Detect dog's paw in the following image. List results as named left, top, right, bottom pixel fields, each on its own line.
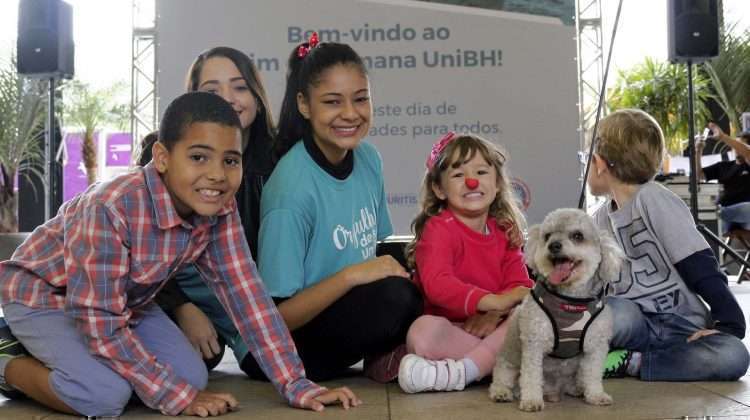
left=489, top=383, right=514, bottom=402
left=519, top=398, right=545, bottom=412
left=584, top=392, right=613, bottom=406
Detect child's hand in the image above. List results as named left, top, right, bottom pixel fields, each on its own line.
left=303, top=387, right=362, bottom=412
left=463, top=311, right=505, bottom=338
left=175, top=303, right=222, bottom=359
left=182, top=390, right=238, bottom=417
left=345, top=256, right=409, bottom=287
left=687, top=328, right=720, bottom=343
left=476, top=287, right=530, bottom=313
left=511, top=286, right=531, bottom=302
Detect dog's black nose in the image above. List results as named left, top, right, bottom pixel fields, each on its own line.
left=548, top=241, right=562, bottom=254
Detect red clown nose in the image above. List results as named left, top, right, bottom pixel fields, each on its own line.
left=465, top=178, right=479, bottom=190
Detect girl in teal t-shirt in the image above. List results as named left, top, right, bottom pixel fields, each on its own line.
left=250, top=36, right=423, bottom=382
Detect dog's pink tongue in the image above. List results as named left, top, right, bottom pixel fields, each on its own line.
left=549, top=261, right=574, bottom=285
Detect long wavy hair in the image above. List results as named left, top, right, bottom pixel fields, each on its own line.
left=405, top=134, right=526, bottom=269
left=185, top=46, right=276, bottom=157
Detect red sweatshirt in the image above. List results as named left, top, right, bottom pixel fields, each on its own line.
left=413, top=209, right=533, bottom=321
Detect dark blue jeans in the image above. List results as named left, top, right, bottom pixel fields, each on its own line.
left=607, top=296, right=749, bottom=381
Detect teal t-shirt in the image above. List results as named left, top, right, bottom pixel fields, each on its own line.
left=258, top=140, right=393, bottom=298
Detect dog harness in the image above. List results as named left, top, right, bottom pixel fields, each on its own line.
left=530, top=281, right=605, bottom=359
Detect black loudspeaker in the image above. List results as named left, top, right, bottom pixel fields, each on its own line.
left=17, top=0, right=74, bottom=78
left=667, top=0, right=720, bottom=63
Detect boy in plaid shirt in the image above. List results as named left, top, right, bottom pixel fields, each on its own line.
left=0, top=92, right=359, bottom=417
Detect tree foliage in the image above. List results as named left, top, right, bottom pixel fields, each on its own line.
left=703, top=25, right=750, bottom=135
left=608, top=57, right=713, bottom=155
left=62, top=80, right=129, bottom=184
left=0, top=56, right=45, bottom=232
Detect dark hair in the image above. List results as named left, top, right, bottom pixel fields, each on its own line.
left=159, top=91, right=241, bottom=149
left=740, top=131, right=750, bottom=144
left=275, top=42, right=368, bottom=161
left=136, top=130, right=159, bottom=166
left=185, top=47, right=276, bottom=155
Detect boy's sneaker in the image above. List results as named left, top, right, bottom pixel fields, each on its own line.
left=0, top=318, right=26, bottom=399
left=603, top=349, right=632, bottom=379
left=398, top=354, right=466, bottom=393
left=363, top=344, right=407, bottom=383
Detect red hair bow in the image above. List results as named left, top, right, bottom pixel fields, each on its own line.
left=297, top=32, right=320, bottom=59
left=426, top=131, right=457, bottom=170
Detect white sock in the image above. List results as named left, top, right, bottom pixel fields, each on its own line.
left=462, top=358, right=480, bottom=384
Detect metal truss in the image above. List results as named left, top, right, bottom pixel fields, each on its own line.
left=575, top=0, right=605, bottom=208
left=130, top=0, right=156, bottom=163
left=575, top=0, right=605, bottom=150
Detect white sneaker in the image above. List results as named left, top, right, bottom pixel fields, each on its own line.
left=398, top=354, right=466, bottom=393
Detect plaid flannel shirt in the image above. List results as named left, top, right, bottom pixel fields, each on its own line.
left=0, top=163, right=324, bottom=415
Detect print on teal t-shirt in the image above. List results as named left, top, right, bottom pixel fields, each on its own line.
left=258, top=140, right=393, bottom=298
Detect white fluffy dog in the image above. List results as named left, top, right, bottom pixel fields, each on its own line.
left=489, top=208, right=623, bottom=411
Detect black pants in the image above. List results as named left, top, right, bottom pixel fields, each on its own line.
left=241, top=276, right=423, bottom=381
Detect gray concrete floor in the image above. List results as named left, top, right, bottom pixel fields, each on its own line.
left=3, top=278, right=750, bottom=419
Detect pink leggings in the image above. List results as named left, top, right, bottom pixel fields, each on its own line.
left=405, top=314, right=510, bottom=381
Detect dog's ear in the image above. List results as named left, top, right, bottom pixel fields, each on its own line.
left=597, top=229, right=624, bottom=282
left=524, top=224, right=542, bottom=273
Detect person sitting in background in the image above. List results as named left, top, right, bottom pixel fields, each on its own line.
left=136, top=131, right=158, bottom=164
left=696, top=123, right=750, bottom=234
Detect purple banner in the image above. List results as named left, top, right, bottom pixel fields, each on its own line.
left=106, top=133, right=133, bottom=166
left=63, top=132, right=96, bottom=202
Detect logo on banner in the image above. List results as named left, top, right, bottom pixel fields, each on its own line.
left=387, top=193, right=418, bottom=207
left=332, top=207, right=378, bottom=259
left=106, top=133, right=133, bottom=166
left=511, top=178, right=531, bottom=210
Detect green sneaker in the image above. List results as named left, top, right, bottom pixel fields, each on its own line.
left=603, top=349, right=631, bottom=379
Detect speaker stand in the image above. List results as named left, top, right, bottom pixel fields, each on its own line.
left=45, top=76, right=56, bottom=220
left=685, top=60, right=750, bottom=276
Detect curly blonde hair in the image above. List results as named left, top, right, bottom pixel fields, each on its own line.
left=405, top=134, right=526, bottom=269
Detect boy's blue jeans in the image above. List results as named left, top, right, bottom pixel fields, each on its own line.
left=607, top=296, right=749, bottom=381
left=2, top=302, right=207, bottom=416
